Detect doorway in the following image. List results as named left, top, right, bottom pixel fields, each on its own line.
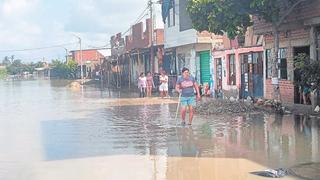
left=293, top=46, right=310, bottom=104
left=240, top=52, right=264, bottom=99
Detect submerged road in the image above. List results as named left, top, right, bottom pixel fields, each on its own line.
left=0, top=80, right=319, bottom=180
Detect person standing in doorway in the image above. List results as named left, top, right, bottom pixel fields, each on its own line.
left=304, top=85, right=312, bottom=105
left=159, top=70, right=169, bottom=98
left=138, top=72, right=147, bottom=98
left=175, top=67, right=200, bottom=126
left=146, top=71, right=155, bottom=97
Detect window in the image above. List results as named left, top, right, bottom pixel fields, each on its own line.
left=179, top=0, right=193, bottom=31
left=265, top=48, right=287, bottom=79
left=229, top=54, right=236, bottom=85
left=278, top=48, right=287, bottom=80
left=252, top=52, right=263, bottom=75
left=168, top=0, right=175, bottom=27
left=266, top=49, right=272, bottom=78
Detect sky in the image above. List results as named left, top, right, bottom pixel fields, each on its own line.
left=0, top=0, right=163, bottom=63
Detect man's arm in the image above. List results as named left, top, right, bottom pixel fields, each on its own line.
left=194, top=82, right=200, bottom=98
left=175, top=84, right=181, bottom=93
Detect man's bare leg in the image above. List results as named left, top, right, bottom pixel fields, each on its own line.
left=181, top=106, right=187, bottom=124
left=188, top=106, right=193, bottom=125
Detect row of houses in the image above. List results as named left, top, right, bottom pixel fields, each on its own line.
left=71, top=0, right=320, bottom=106
left=159, top=0, right=320, bottom=106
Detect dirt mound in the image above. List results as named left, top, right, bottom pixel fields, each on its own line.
left=195, top=99, right=259, bottom=115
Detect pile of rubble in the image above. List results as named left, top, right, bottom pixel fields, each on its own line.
left=194, top=99, right=259, bottom=115
left=194, top=97, right=320, bottom=116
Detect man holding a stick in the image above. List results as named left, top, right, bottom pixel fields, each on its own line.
left=175, top=67, right=201, bottom=126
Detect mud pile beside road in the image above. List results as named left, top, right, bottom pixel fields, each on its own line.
left=195, top=99, right=260, bottom=115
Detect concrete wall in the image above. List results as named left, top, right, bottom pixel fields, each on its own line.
left=164, top=0, right=197, bottom=49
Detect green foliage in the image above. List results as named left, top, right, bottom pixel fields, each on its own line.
left=5, top=59, right=38, bottom=75
left=35, top=61, right=44, bottom=68
left=294, top=54, right=320, bottom=92
left=187, top=0, right=306, bottom=39
left=2, top=56, right=11, bottom=66
left=0, top=68, right=7, bottom=79
left=250, top=0, right=280, bottom=23
left=66, top=59, right=77, bottom=79
left=6, top=59, right=23, bottom=75
left=187, top=0, right=253, bottom=39
left=1, top=55, right=77, bottom=79
left=50, top=59, right=77, bottom=79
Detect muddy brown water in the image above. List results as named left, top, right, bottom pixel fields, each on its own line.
left=0, top=80, right=319, bottom=180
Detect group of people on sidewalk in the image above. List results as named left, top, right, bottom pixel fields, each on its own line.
left=138, top=67, right=205, bottom=126
left=138, top=70, right=169, bottom=98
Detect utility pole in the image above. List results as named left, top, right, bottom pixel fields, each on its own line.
left=80, top=38, right=83, bottom=81
left=63, top=47, right=68, bottom=63
left=149, top=0, right=154, bottom=73
left=73, top=35, right=83, bottom=80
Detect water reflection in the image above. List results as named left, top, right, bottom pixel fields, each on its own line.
left=0, top=80, right=319, bottom=179
left=40, top=106, right=320, bottom=170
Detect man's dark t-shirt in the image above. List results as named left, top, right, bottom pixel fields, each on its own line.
left=176, top=76, right=196, bottom=97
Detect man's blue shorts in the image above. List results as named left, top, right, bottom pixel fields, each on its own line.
left=180, top=96, right=196, bottom=107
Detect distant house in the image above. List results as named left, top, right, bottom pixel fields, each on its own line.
left=35, top=62, right=50, bottom=79
left=70, top=49, right=110, bottom=79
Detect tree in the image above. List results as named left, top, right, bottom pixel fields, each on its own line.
left=2, top=56, right=11, bottom=66
left=187, top=0, right=252, bottom=39
left=50, top=59, right=77, bottom=79
left=6, top=59, right=23, bottom=75
left=187, top=0, right=309, bottom=101
left=0, top=67, right=7, bottom=79
left=294, top=53, right=320, bottom=105
left=66, top=59, right=78, bottom=79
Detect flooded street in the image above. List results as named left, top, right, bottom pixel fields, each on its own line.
left=0, top=80, right=319, bottom=180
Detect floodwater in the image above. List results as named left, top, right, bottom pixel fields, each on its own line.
left=0, top=80, right=319, bottom=180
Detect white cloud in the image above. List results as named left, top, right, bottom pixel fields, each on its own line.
left=0, top=0, right=163, bottom=62
left=1, top=0, right=39, bottom=17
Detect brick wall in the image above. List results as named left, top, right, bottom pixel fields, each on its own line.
left=72, top=50, right=104, bottom=64
left=265, top=79, right=294, bottom=104
left=154, top=29, right=164, bottom=45
left=264, top=29, right=309, bottom=45
left=125, top=19, right=151, bottom=51
left=125, top=19, right=165, bottom=51
left=253, top=0, right=320, bottom=34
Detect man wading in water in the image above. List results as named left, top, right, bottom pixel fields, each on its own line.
left=175, top=67, right=200, bottom=126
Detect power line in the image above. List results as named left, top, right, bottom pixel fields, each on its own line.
left=121, top=4, right=150, bottom=36
left=134, top=6, right=150, bottom=24
left=0, top=42, right=78, bottom=53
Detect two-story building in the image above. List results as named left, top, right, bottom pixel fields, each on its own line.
left=162, top=0, right=224, bottom=88
left=70, top=49, right=108, bottom=79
